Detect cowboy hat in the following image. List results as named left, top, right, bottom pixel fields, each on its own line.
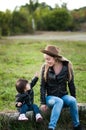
left=41, top=45, right=62, bottom=58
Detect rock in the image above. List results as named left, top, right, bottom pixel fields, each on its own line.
left=0, top=103, right=86, bottom=130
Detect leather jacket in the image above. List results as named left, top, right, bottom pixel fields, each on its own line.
left=40, top=62, right=76, bottom=104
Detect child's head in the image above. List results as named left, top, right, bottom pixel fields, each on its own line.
left=15, top=79, right=29, bottom=93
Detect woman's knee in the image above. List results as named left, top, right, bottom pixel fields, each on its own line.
left=56, top=98, right=64, bottom=107
left=63, top=95, right=77, bottom=106
left=71, top=96, right=77, bottom=103
left=46, top=96, right=63, bottom=107
left=69, top=96, right=77, bottom=107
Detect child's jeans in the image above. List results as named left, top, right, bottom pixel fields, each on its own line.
left=19, top=104, right=40, bottom=116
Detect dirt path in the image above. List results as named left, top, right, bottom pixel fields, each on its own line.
left=7, top=31, right=86, bottom=41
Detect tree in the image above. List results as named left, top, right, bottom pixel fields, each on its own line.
left=10, top=10, right=32, bottom=35
left=0, top=10, right=12, bottom=36
left=36, top=8, right=73, bottom=31
left=28, top=0, right=39, bottom=31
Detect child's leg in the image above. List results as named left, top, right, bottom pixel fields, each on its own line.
left=18, top=104, right=29, bottom=120
left=32, top=104, right=40, bottom=114
left=32, top=104, right=43, bottom=122
left=20, top=104, right=29, bottom=114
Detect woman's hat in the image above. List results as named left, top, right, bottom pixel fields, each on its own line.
left=41, top=45, right=62, bottom=59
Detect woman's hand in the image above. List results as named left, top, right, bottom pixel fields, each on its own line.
left=17, top=102, right=22, bottom=107
left=40, top=104, right=48, bottom=112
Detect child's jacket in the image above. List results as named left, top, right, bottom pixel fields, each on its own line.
left=15, top=77, right=38, bottom=107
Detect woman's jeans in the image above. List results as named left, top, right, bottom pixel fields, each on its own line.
left=18, top=104, right=40, bottom=116
left=46, top=95, right=80, bottom=130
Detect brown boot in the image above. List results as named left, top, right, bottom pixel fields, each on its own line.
left=74, top=124, right=82, bottom=130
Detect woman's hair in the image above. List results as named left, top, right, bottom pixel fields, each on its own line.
left=43, top=57, right=73, bottom=82
left=15, top=79, right=28, bottom=93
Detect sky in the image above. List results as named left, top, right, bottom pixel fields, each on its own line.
left=0, top=0, right=86, bottom=12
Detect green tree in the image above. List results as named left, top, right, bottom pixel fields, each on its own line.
left=0, top=11, right=3, bottom=36
left=36, top=8, right=73, bottom=31
left=71, top=7, right=86, bottom=31
left=0, top=10, right=12, bottom=36
left=10, top=10, right=32, bottom=35
left=34, top=5, right=51, bottom=30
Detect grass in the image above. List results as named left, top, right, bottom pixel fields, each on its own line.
left=0, top=38, right=86, bottom=111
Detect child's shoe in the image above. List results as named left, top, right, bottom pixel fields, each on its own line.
left=18, top=114, right=28, bottom=120
left=36, top=113, right=43, bottom=123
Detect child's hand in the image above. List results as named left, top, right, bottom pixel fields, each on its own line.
left=17, top=102, right=22, bottom=107
left=35, top=72, right=39, bottom=78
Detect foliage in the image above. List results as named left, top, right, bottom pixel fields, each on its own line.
left=70, top=7, right=86, bottom=31
left=28, top=0, right=39, bottom=14
left=42, top=8, right=72, bottom=31
left=34, top=7, right=73, bottom=31
left=0, top=38, right=86, bottom=111
left=34, top=6, right=51, bottom=30
left=10, top=10, right=33, bottom=35
left=0, top=2, right=86, bottom=35
left=0, top=10, right=12, bottom=36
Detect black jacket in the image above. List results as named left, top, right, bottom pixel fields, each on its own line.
left=16, top=76, right=38, bottom=107
left=40, top=62, right=76, bottom=104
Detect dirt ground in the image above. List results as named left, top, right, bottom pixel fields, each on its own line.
left=7, top=31, right=86, bottom=41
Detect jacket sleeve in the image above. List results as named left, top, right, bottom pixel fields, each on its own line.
left=40, top=65, right=47, bottom=105
left=15, top=94, right=26, bottom=107
left=68, top=65, right=76, bottom=97
left=15, top=95, right=20, bottom=107
left=30, top=77, right=38, bottom=88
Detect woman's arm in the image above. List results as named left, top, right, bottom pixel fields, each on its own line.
left=68, top=64, right=76, bottom=97
left=68, top=78, right=76, bottom=97
left=40, top=65, right=47, bottom=105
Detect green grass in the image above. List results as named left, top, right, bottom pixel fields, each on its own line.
left=0, top=38, right=86, bottom=111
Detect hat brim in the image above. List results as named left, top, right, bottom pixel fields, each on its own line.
left=41, top=50, right=62, bottom=59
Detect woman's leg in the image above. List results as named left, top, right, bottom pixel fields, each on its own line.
left=62, top=95, right=80, bottom=127
left=46, top=96, right=64, bottom=130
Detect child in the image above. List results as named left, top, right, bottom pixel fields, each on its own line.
left=15, top=73, right=43, bottom=122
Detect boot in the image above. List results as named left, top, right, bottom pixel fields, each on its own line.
left=48, top=128, right=53, bottom=130
left=74, top=124, right=82, bottom=130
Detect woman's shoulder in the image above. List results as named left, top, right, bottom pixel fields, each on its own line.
left=68, top=61, right=73, bottom=70
left=62, top=58, right=73, bottom=69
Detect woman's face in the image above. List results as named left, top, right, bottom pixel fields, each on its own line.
left=44, top=54, right=55, bottom=67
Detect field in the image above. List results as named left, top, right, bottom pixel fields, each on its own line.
left=0, top=36, right=86, bottom=111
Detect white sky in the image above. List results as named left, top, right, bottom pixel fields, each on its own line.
left=0, top=0, right=86, bottom=12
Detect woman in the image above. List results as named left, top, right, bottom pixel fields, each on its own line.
left=40, top=45, right=82, bottom=130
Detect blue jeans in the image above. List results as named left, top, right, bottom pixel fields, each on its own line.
left=19, top=104, right=40, bottom=116
left=46, top=95, right=80, bottom=130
